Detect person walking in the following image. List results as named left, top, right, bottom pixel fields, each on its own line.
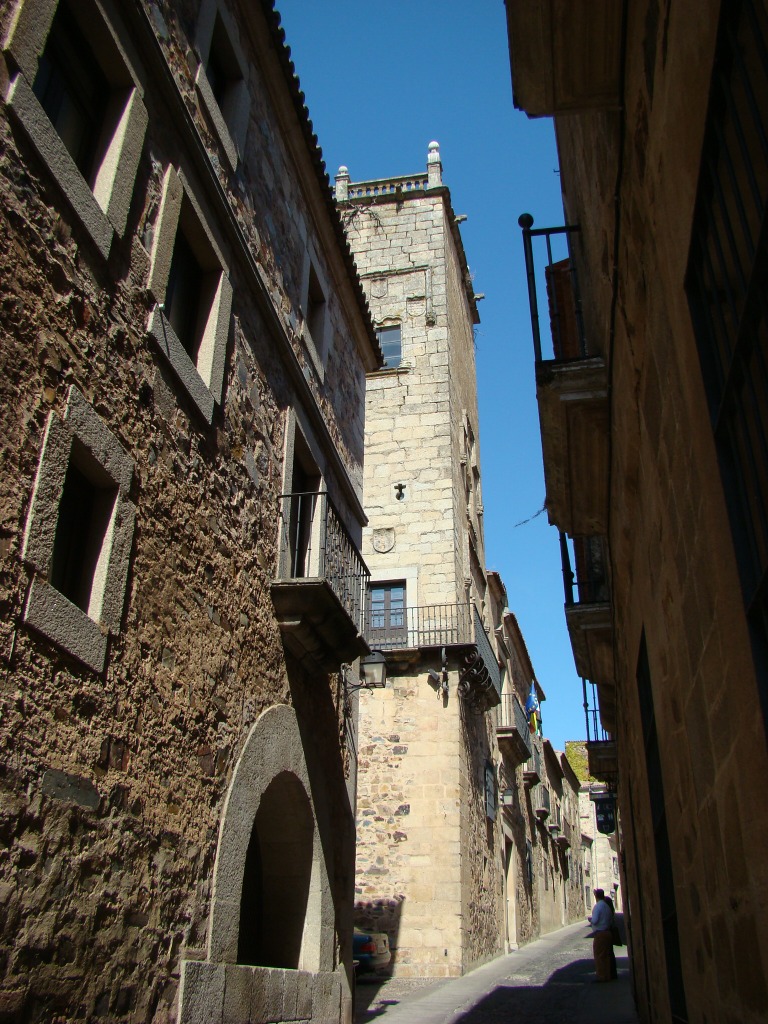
left=589, top=888, right=614, bottom=982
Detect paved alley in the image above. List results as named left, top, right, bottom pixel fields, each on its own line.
left=355, top=919, right=639, bottom=1024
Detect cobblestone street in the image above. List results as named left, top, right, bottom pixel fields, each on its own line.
left=355, top=920, right=639, bottom=1024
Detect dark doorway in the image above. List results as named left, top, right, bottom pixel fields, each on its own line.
left=238, top=771, right=314, bottom=969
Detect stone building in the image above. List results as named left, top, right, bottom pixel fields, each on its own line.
left=489, top=585, right=540, bottom=952
left=573, top=745, right=626, bottom=913
left=489, top=576, right=584, bottom=951
left=567, top=740, right=622, bottom=914
left=335, top=147, right=507, bottom=978
left=0, top=1, right=380, bottom=1021
left=507, top=1, right=768, bottom=1021
left=531, top=741, right=583, bottom=935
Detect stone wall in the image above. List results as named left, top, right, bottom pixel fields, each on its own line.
left=354, top=670, right=464, bottom=978
left=458, top=703, right=503, bottom=974
left=550, top=1, right=768, bottom=1020
left=341, top=154, right=501, bottom=977
left=341, top=189, right=459, bottom=608
left=0, top=1, right=374, bottom=1020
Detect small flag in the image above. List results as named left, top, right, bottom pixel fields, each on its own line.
left=525, top=684, right=541, bottom=735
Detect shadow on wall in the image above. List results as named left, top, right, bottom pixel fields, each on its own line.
left=353, top=894, right=405, bottom=972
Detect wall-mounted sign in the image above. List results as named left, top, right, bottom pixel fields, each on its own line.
left=594, top=794, right=616, bottom=835
left=485, top=762, right=497, bottom=822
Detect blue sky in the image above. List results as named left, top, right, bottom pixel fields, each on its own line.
left=277, top=0, right=583, bottom=750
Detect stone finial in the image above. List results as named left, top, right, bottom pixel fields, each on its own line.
left=335, top=165, right=350, bottom=201
left=427, top=141, right=442, bottom=187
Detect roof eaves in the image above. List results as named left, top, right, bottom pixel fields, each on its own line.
left=262, top=1, right=383, bottom=366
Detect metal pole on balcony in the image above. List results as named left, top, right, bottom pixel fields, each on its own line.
left=291, top=494, right=302, bottom=577
left=317, top=492, right=327, bottom=578
left=559, top=532, right=575, bottom=605
left=582, top=677, right=591, bottom=742
left=518, top=213, right=543, bottom=362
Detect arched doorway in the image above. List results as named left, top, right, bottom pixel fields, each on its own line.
left=238, top=770, right=313, bottom=968
left=178, top=705, right=352, bottom=1024
left=504, top=838, right=517, bottom=950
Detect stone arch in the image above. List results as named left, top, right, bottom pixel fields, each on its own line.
left=207, top=704, right=333, bottom=973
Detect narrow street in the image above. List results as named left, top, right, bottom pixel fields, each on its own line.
left=355, top=919, right=639, bottom=1024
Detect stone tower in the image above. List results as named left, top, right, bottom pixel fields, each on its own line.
left=337, top=145, right=505, bottom=977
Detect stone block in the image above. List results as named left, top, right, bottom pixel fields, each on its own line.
left=178, top=961, right=225, bottom=1024
left=41, top=769, right=100, bottom=810
left=295, top=971, right=313, bottom=1020
left=311, top=972, right=339, bottom=1022
left=282, top=969, right=299, bottom=1021
left=222, top=964, right=253, bottom=1023
left=272, top=969, right=292, bottom=1022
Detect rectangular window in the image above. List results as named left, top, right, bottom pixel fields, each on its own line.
left=306, top=262, right=327, bottom=358
left=21, top=387, right=135, bottom=674
left=368, top=582, right=406, bottom=642
left=194, top=0, right=250, bottom=170
left=50, top=455, right=117, bottom=617
left=207, top=14, right=242, bottom=114
left=165, top=224, right=206, bottom=361
left=375, top=325, right=402, bottom=369
left=32, top=0, right=109, bottom=182
left=5, top=0, right=149, bottom=259
left=146, top=168, right=232, bottom=424
left=686, top=0, right=768, bottom=701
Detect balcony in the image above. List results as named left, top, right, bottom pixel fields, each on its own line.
left=547, top=803, right=561, bottom=837
left=523, top=745, right=542, bottom=786
left=271, top=491, right=370, bottom=670
left=534, top=784, right=551, bottom=820
left=518, top=221, right=610, bottom=537
left=371, top=602, right=501, bottom=710
left=495, top=693, right=532, bottom=765
left=584, top=680, right=619, bottom=782
left=555, top=819, right=573, bottom=850
left=561, top=534, right=614, bottom=696
left=506, top=0, right=622, bottom=117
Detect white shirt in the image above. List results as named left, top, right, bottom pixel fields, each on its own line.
left=591, top=899, right=612, bottom=932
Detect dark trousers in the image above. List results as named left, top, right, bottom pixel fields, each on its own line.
left=593, top=929, right=613, bottom=981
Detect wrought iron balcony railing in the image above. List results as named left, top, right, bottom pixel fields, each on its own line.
left=534, top=784, right=551, bottom=818
left=368, top=600, right=470, bottom=650
left=518, top=216, right=586, bottom=363
left=523, top=744, right=543, bottom=785
left=496, top=692, right=531, bottom=736
left=495, top=692, right=532, bottom=764
left=583, top=678, right=612, bottom=745
left=583, top=678, right=619, bottom=783
left=369, top=601, right=501, bottom=707
left=559, top=533, right=610, bottom=607
left=275, top=490, right=370, bottom=639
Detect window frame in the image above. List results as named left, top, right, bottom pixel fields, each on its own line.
left=3, top=0, right=148, bottom=260
left=146, top=165, right=233, bottom=425
left=375, top=323, right=403, bottom=370
left=193, top=0, right=250, bottom=171
left=300, top=242, right=331, bottom=380
left=367, top=580, right=407, bottom=643
left=21, top=386, right=136, bottom=673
